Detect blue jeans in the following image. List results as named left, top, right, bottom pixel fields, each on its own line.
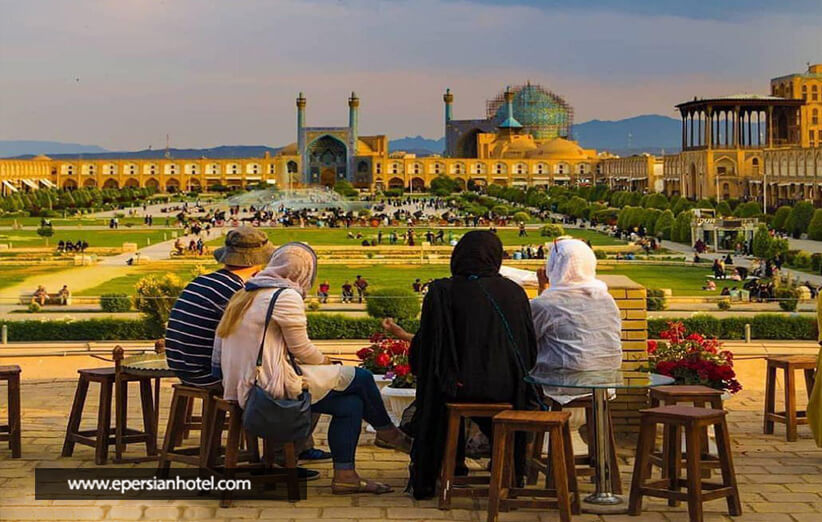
left=312, top=367, right=394, bottom=470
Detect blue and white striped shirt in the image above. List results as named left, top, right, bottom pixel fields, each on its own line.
left=165, top=269, right=243, bottom=387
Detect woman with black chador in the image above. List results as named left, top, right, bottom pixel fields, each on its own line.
left=383, top=230, right=538, bottom=500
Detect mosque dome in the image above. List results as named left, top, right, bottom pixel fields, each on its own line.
left=487, top=83, right=573, bottom=140
left=278, top=142, right=298, bottom=155
left=31, top=155, right=51, bottom=161
left=528, top=138, right=588, bottom=159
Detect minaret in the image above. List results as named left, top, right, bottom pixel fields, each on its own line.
left=296, top=92, right=306, bottom=157
left=498, top=86, right=522, bottom=132
left=348, top=91, right=359, bottom=151
left=443, top=88, right=454, bottom=156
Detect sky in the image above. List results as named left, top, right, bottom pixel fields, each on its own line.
left=0, top=0, right=819, bottom=150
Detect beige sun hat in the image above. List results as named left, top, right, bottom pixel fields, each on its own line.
left=213, top=226, right=275, bottom=267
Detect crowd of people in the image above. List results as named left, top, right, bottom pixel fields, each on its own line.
left=164, top=226, right=623, bottom=497
left=56, top=240, right=89, bottom=253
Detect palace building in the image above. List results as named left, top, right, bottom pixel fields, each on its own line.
left=0, top=84, right=608, bottom=195
left=2, top=65, right=819, bottom=201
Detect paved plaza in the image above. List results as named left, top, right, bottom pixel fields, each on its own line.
left=0, top=357, right=819, bottom=522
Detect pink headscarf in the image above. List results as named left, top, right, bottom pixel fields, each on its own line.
left=245, top=242, right=317, bottom=297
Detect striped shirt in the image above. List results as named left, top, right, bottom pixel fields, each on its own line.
left=165, top=269, right=244, bottom=387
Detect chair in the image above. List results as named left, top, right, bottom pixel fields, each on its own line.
left=763, top=355, right=817, bottom=441
left=629, top=405, right=741, bottom=521
left=207, top=397, right=298, bottom=507
left=488, top=410, right=579, bottom=522
left=0, top=365, right=21, bottom=458
left=527, top=395, right=621, bottom=494
left=158, top=384, right=228, bottom=472
left=648, top=385, right=725, bottom=488
left=438, top=402, right=512, bottom=510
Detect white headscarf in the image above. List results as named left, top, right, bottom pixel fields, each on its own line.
left=245, top=242, right=317, bottom=297
left=545, top=238, right=608, bottom=294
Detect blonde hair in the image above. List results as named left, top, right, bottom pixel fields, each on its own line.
left=216, top=289, right=258, bottom=338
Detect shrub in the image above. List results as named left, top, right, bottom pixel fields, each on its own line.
left=0, top=318, right=153, bottom=341
left=306, top=314, right=419, bottom=340
left=513, top=211, right=530, bottom=224
left=27, top=302, right=41, bottom=313
left=333, top=180, right=358, bottom=198
left=491, top=204, right=510, bottom=217
left=653, top=210, right=675, bottom=240
left=646, top=288, right=667, bottom=311
left=714, top=201, right=732, bottom=217
left=771, top=206, right=792, bottom=232
left=785, top=200, right=814, bottom=238
left=383, top=188, right=404, bottom=198
left=775, top=287, right=799, bottom=312
left=812, top=253, right=822, bottom=273
left=365, top=287, right=421, bottom=321
left=593, top=249, right=607, bottom=260
left=752, top=225, right=772, bottom=258
left=100, top=294, right=132, bottom=313
left=807, top=209, right=822, bottom=240
left=792, top=250, right=812, bottom=269
left=134, top=274, right=185, bottom=336
left=717, top=299, right=731, bottom=311
left=539, top=224, right=566, bottom=238
left=733, top=201, right=761, bottom=218
left=306, top=299, right=321, bottom=312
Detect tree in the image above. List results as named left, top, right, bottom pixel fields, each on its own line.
left=36, top=224, right=54, bottom=245
left=671, top=198, right=693, bottom=216
left=808, top=209, right=822, bottom=241
left=752, top=225, right=772, bottom=258
left=671, top=210, right=693, bottom=243
left=134, top=274, right=185, bottom=337
left=733, top=201, right=761, bottom=218
left=714, top=201, right=732, bottom=217
left=332, top=180, right=358, bottom=198
left=653, top=210, right=676, bottom=239
left=771, top=206, right=792, bottom=232
left=642, top=193, right=669, bottom=210
left=785, top=200, right=814, bottom=238
left=430, top=175, right=457, bottom=195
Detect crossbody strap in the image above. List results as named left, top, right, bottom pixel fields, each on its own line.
left=254, top=288, right=302, bottom=378
left=472, top=277, right=547, bottom=411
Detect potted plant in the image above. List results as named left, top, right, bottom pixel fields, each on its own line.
left=357, top=332, right=416, bottom=424
left=645, top=321, right=741, bottom=397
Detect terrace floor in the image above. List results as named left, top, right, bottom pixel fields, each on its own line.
left=0, top=361, right=820, bottom=522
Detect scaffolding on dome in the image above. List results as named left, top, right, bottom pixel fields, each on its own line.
left=486, top=83, right=574, bottom=140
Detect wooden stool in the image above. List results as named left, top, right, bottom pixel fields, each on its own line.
left=764, top=355, right=817, bottom=442
left=527, top=396, right=622, bottom=494
left=62, top=367, right=156, bottom=465
left=0, top=365, right=21, bottom=458
left=648, top=385, right=724, bottom=489
left=158, top=384, right=224, bottom=472
left=438, top=402, right=512, bottom=509
left=488, top=410, right=580, bottom=522
left=207, top=397, right=298, bottom=507
left=629, top=406, right=741, bottom=521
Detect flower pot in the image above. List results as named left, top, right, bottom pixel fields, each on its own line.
left=381, top=385, right=416, bottom=426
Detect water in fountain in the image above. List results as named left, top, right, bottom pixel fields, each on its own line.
left=226, top=187, right=368, bottom=211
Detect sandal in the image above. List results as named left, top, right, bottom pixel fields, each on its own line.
left=331, top=478, right=393, bottom=495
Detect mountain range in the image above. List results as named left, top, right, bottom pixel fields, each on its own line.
left=1, top=114, right=682, bottom=159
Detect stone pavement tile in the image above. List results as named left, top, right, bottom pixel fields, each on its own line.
left=743, top=474, right=801, bottom=484
left=661, top=513, right=731, bottom=522
left=180, top=506, right=219, bottom=519
left=799, top=474, right=822, bottom=483
left=0, top=506, right=105, bottom=521
left=105, top=505, right=144, bottom=520
left=759, top=492, right=822, bottom=503
left=210, top=507, right=261, bottom=519
left=748, top=502, right=817, bottom=513
left=357, top=495, right=417, bottom=507
left=790, top=515, right=822, bottom=522
left=142, top=506, right=185, bottom=520
left=718, top=514, right=794, bottom=522
left=320, top=507, right=385, bottom=519
left=258, top=507, right=322, bottom=520
left=784, top=483, right=822, bottom=493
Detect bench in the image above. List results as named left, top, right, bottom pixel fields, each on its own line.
left=19, top=292, right=71, bottom=306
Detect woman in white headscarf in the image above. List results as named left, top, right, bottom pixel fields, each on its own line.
left=217, top=242, right=409, bottom=494
left=530, top=238, right=622, bottom=403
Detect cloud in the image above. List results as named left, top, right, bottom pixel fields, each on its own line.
left=0, top=0, right=818, bottom=149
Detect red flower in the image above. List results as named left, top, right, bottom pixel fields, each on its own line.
left=375, top=351, right=392, bottom=368
left=393, top=364, right=411, bottom=377
left=647, top=340, right=658, bottom=354
left=369, top=332, right=386, bottom=343
left=686, top=333, right=704, bottom=343
left=388, top=341, right=409, bottom=356
left=356, top=347, right=374, bottom=360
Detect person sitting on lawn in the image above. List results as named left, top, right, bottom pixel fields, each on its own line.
left=341, top=281, right=354, bottom=303
left=703, top=279, right=717, bottom=291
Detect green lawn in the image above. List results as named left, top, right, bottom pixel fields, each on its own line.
left=79, top=261, right=720, bottom=297
left=0, top=229, right=177, bottom=248
left=0, top=264, right=72, bottom=291
left=207, top=227, right=623, bottom=249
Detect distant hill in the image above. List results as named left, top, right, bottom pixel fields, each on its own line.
left=0, top=140, right=108, bottom=158
left=10, top=145, right=281, bottom=160
left=573, top=115, right=681, bottom=156
left=388, top=136, right=445, bottom=156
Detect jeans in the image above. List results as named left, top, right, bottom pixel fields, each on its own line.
left=312, top=368, right=393, bottom=470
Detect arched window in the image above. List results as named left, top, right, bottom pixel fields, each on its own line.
left=813, top=85, right=819, bottom=102
left=813, top=108, right=819, bottom=125
left=375, top=162, right=382, bottom=174
left=493, top=163, right=506, bottom=175
left=513, top=163, right=526, bottom=175
left=268, top=164, right=276, bottom=174
left=412, top=162, right=423, bottom=174
left=472, top=162, right=486, bottom=175
left=802, top=85, right=808, bottom=100
left=452, top=162, right=465, bottom=175
left=390, top=162, right=401, bottom=174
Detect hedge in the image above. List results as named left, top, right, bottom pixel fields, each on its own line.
left=648, top=314, right=817, bottom=340
left=0, top=315, right=421, bottom=342
left=0, top=314, right=813, bottom=342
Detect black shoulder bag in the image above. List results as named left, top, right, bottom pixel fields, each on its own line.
left=241, top=288, right=313, bottom=442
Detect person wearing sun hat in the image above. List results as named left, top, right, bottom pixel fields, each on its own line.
left=166, top=225, right=274, bottom=388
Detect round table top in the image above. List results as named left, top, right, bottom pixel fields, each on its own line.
left=526, top=367, right=674, bottom=390
left=121, top=354, right=176, bottom=377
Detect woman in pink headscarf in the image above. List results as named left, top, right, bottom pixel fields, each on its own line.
left=217, top=242, right=409, bottom=494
